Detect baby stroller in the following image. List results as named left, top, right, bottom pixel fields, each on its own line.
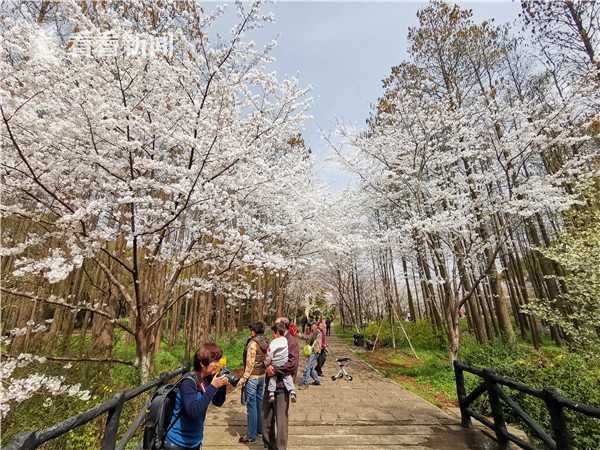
left=331, top=357, right=353, bottom=382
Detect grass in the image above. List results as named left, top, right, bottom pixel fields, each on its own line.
left=372, top=349, right=457, bottom=407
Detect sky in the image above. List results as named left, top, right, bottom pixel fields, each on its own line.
left=213, top=1, right=522, bottom=192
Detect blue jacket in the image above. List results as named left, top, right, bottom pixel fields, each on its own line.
left=165, top=375, right=226, bottom=448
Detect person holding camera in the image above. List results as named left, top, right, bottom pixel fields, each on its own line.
left=164, top=343, right=229, bottom=450
left=238, top=322, right=269, bottom=444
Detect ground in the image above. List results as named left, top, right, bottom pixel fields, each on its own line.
left=201, top=333, right=496, bottom=450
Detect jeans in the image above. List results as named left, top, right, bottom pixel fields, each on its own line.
left=244, top=376, right=264, bottom=440
left=302, top=353, right=320, bottom=385
left=315, top=349, right=327, bottom=375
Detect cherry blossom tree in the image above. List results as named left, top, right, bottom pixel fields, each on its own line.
left=332, top=1, right=599, bottom=361
left=1, top=0, right=318, bottom=381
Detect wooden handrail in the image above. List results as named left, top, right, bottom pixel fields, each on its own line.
left=453, top=360, right=600, bottom=450
left=3, top=366, right=189, bottom=450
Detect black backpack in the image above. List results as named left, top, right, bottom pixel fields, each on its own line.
left=142, top=372, right=199, bottom=450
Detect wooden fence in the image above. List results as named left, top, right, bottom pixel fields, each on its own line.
left=3, top=366, right=188, bottom=450
left=454, top=360, right=600, bottom=450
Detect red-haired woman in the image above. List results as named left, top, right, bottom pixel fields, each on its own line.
left=165, top=343, right=229, bottom=450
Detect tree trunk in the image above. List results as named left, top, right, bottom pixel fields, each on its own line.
left=136, top=326, right=158, bottom=382
left=402, top=257, right=417, bottom=322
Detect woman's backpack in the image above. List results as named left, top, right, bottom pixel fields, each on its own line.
left=303, top=343, right=312, bottom=357
left=142, top=372, right=199, bottom=450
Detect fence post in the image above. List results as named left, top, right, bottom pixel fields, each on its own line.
left=544, top=388, right=571, bottom=450
left=101, top=393, right=125, bottom=450
left=453, top=361, right=471, bottom=428
left=483, top=369, right=509, bottom=450
left=4, top=432, right=38, bottom=450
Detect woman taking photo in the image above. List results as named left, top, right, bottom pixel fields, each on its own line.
left=165, top=343, right=229, bottom=450
left=238, top=322, right=269, bottom=444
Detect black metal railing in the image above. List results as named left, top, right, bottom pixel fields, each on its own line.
left=3, top=366, right=188, bottom=450
left=454, top=360, right=600, bottom=450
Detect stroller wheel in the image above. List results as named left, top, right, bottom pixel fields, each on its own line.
left=345, top=375, right=353, bottom=382
left=331, top=375, right=337, bottom=381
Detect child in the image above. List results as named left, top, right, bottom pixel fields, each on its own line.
left=265, top=322, right=297, bottom=402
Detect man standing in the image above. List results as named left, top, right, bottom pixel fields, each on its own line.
left=262, top=317, right=299, bottom=450
left=325, top=316, right=332, bottom=336
left=300, top=315, right=308, bottom=334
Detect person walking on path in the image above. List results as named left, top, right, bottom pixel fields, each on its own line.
left=262, top=317, right=299, bottom=450
left=325, top=317, right=332, bottom=336
left=238, top=322, right=269, bottom=444
left=315, top=319, right=328, bottom=377
left=300, top=315, right=308, bottom=334
left=300, top=322, right=321, bottom=388
left=164, top=343, right=229, bottom=450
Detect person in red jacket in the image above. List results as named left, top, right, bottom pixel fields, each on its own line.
left=288, top=320, right=298, bottom=337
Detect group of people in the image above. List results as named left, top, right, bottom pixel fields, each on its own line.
left=238, top=316, right=332, bottom=448
left=238, top=318, right=298, bottom=448
left=300, top=315, right=333, bottom=336
left=161, top=315, right=333, bottom=450
left=299, top=319, right=328, bottom=388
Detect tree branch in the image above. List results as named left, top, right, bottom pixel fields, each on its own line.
left=44, top=355, right=137, bottom=367
left=0, top=288, right=134, bottom=335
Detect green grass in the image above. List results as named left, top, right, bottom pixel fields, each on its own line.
left=216, top=331, right=247, bottom=370
left=335, top=322, right=456, bottom=404
left=334, top=324, right=357, bottom=342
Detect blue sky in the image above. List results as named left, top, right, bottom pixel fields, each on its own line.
left=213, top=1, right=522, bottom=192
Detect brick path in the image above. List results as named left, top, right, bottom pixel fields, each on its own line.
left=203, top=334, right=496, bottom=449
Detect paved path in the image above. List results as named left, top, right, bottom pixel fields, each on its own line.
left=203, top=334, right=496, bottom=449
